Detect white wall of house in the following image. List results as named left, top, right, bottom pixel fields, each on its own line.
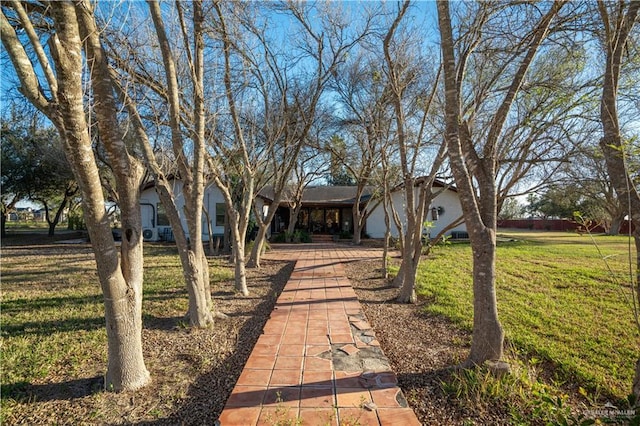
left=140, top=181, right=227, bottom=242
left=141, top=180, right=466, bottom=242
left=365, top=186, right=467, bottom=239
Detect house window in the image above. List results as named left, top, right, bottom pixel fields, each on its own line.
left=157, top=203, right=169, bottom=226
left=215, top=203, right=226, bottom=227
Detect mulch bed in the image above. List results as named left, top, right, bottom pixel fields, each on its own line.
left=344, top=258, right=513, bottom=425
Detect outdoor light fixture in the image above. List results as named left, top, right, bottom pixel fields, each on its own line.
left=431, top=206, right=445, bottom=221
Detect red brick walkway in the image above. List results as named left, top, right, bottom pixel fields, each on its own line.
left=218, top=244, right=421, bottom=426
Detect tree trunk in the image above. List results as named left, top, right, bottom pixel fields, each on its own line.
left=203, top=207, right=216, bottom=256
left=182, top=249, right=213, bottom=326
left=45, top=191, right=72, bottom=237
left=381, top=183, right=393, bottom=279
left=104, top=175, right=150, bottom=391
left=608, top=212, right=622, bottom=236
left=437, top=0, right=504, bottom=367
left=248, top=223, right=268, bottom=269
left=596, top=0, right=640, bottom=401
left=223, top=210, right=231, bottom=255
left=437, top=0, right=562, bottom=368
left=146, top=0, right=214, bottom=328
left=352, top=207, right=362, bottom=245
left=232, top=232, right=249, bottom=296
left=464, top=232, right=504, bottom=365
left=396, top=186, right=429, bottom=304
left=287, top=204, right=302, bottom=236
left=389, top=197, right=406, bottom=288
left=249, top=195, right=281, bottom=269
left=382, top=230, right=390, bottom=280
left=223, top=206, right=249, bottom=296
left=396, top=249, right=417, bottom=303
left=39, top=201, right=55, bottom=236
left=0, top=0, right=154, bottom=391
left=156, top=183, right=214, bottom=327
left=392, top=259, right=405, bottom=288
left=1, top=211, right=7, bottom=238
left=65, top=1, right=150, bottom=391
left=200, top=249, right=213, bottom=311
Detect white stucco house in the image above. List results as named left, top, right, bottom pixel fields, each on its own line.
left=139, top=178, right=466, bottom=242
left=258, top=179, right=466, bottom=239
left=139, top=179, right=227, bottom=242
left=366, top=181, right=467, bottom=239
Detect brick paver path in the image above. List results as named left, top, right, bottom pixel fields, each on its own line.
left=218, top=244, right=421, bottom=426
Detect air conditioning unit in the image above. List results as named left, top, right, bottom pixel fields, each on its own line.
left=142, top=228, right=158, bottom=242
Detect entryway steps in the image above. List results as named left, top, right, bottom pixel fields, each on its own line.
left=311, top=234, right=334, bottom=243
left=217, top=245, right=421, bottom=426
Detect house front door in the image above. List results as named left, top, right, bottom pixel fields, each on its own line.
left=310, top=209, right=324, bottom=233
left=326, top=208, right=339, bottom=234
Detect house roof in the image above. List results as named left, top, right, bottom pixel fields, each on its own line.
left=258, top=186, right=374, bottom=206
left=390, top=177, right=456, bottom=193
left=142, top=175, right=455, bottom=205
left=258, top=178, right=455, bottom=206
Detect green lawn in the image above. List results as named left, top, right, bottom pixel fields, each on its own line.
left=0, top=244, right=233, bottom=398
left=417, top=230, right=639, bottom=400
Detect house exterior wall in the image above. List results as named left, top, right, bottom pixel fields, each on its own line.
left=140, top=181, right=226, bottom=242
left=141, top=181, right=466, bottom=242
left=365, top=187, right=467, bottom=239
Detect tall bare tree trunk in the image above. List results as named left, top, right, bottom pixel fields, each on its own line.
left=597, top=0, right=640, bottom=402
left=75, top=1, right=151, bottom=389
left=249, top=195, right=282, bottom=269
left=607, top=211, right=624, bottom=236
left=203, top=207, right=216, bottom=256
left=1, top=1, right=151, bottom=390
left=382, top=198, right=392, bottom=280
left=437, top=0, right=564, bottom=367
left=438, top=16, right=506, bottom=361
left=396, top=183, right=432, bottom=304
left=287, top=205, right=302, bottom=236
left=381, top=1, right=443, bottom=303
left=147, top=0, right=214, bottom=327
left=351, top=183, right=378, bottom=246
left=396, top=248, right=417, bottom=302
left=227, top=211, right=249, bottom=296
left=352, top=206, right=362, bottom=245
left=248, top=223, right=268, bottom=268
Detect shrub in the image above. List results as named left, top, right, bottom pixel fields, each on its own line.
left=294, top=230, right=311, bottom=243
left=338, top=230, right=353, bottom=239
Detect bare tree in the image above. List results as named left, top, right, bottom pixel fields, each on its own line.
left=146, top=0, right=215, bottom=326
left=207, top=0, right=262, bottom=295
left=437, top=0, right=566, bottom=367
left=284, top=143, right=328, bottom=237
left=103, top=1, right=218, bottom=326
left=244, top=10, right=352, bottom=267
left=209, top=1, right=374, bottom=282
left=596, top=0, right=640, bottom=401
left=331, top=55, right=391, bottom=245
left=1, top=0, right=150, bottom=390
left=379, top=1, right=448, bottom=303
